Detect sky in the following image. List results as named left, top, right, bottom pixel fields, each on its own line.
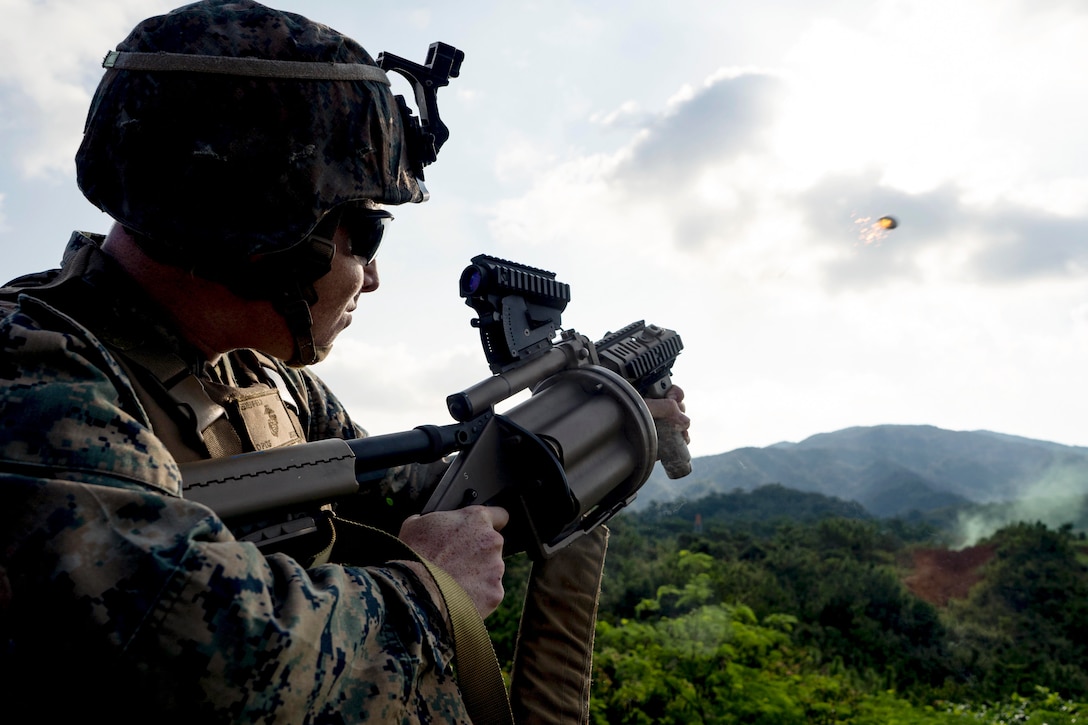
left=2, top=0, right=1088, bottom=461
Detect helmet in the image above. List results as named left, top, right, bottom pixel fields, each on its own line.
left=75, top=0, right=455, bottom=364
left=76, top=0, right=421, bottom=269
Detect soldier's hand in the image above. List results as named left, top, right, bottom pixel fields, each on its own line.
left=399, top=505, right=509, bottom=618
left=646, top=384, right=690, bottom=443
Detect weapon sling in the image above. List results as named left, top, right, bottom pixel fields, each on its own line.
left=313, top=513, right=514, bottom=725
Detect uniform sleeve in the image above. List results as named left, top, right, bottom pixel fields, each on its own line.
left=0, top=299, right=470, bottom=722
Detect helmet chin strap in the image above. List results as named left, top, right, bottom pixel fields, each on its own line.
left=273, top=285, right=321, bottom=367
left=266, top=229, right=339, bottom=367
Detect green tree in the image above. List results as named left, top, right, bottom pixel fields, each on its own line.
left=945, top=522, right=1088, bottom=700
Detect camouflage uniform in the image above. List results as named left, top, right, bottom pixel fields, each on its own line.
left=0, top=2, right=613, bottom=721
left=0, top=232, right=470, bottom=723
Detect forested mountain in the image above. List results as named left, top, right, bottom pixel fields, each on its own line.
left=638, top=424, right=1088, bottom=520
left=490, top=486, right=1088, bottom=723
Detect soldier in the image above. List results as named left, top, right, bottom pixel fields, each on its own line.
left=0, top=1, right=688, bottom=723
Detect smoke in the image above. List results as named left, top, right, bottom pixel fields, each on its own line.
left=953, top=462, right=1088, bottom=547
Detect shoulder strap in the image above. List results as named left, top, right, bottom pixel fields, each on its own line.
left=119, top=347, right=247, bottom=458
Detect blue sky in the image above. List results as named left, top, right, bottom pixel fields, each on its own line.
left=3, top=0, right=1088, bottom=459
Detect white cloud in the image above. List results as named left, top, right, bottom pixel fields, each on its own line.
left=311, top=336, right=483, bottom=435
left=589, top=100, right=647, bottom=129
left=0, top=0, right=177, bottom=177
left=479, top=1, right=1088, bottom=453
left=773, top=0, right=1088, bottom=203
left=493, top=137, right=560, bottom=185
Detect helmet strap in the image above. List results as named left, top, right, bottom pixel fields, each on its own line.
left=257, top=229, right=337, bottom=367
left=273, top=285, right=320, bottom=367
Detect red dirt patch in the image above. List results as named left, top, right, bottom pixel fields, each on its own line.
left=902, top=544, right=996, bottom=607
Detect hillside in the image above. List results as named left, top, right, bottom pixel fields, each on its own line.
left=902, top=543, right=995, bottom=606
left=638, top=424, right=1088, bottom=521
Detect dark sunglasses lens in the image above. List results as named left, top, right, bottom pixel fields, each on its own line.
left=345, top=209, right=392, bottom=263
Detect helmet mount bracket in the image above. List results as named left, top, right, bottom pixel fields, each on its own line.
left=377, top=42, right=464, bottom=180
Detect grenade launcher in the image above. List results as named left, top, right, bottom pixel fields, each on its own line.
left=181, top=255, right=689, bottom=560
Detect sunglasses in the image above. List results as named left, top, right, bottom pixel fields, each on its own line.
left=324, top=205, right=393, bottom=265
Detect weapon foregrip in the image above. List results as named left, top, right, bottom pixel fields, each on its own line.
left=655, top=419, right=692, bottom=478
left=642, top=373, right=692, bottom=479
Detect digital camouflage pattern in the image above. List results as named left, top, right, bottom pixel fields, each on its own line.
left=76, top=0, right=425, bottom=268
left=0, top=233, right=470, bottom=723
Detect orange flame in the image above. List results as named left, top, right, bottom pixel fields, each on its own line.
left=852, top=213, right=895, bottom=246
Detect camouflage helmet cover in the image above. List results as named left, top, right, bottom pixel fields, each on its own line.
left=75, top=0, right=424, bottom=267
